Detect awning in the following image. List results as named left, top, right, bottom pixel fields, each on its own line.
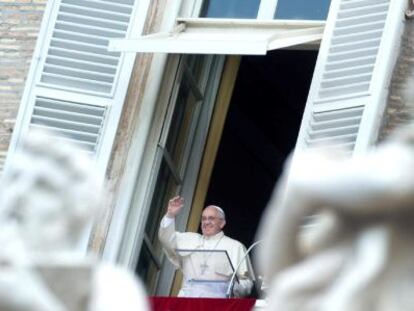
left=108, top=18, right=325, bottom=55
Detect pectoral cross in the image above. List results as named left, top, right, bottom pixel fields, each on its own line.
left=200, top=263, right=209, bottom=275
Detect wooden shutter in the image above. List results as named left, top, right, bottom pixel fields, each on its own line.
left=295, top=0, right=407, bottom=156
left=6, top=0, right=148, bottom=176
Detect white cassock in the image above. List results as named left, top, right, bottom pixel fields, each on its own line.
left=159, top=216, right=254, bottom=298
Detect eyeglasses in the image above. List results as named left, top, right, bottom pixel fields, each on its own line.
left=201, top=216, right=222, bottom=222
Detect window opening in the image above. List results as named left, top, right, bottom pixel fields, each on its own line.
left=205, top=49, right=319, bottom=272
left=201, top=0, right=261, bottom=18
left=200, top=0, right=331, bottom=20
left=274, top=0, right=331, bottom=20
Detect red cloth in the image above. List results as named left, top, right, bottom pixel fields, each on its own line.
left=150, top=297, right=256, bottom=311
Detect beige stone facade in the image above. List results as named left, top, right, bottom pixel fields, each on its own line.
left=89, top=0, right=169, bottom=255
left=0, top=0, right=47, bottom=169
left=380, top=17, right=414, bottom=140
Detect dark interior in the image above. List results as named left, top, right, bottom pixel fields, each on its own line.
left=204, top=49, right=318, bottom=250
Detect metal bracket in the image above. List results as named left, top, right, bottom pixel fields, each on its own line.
left=171, top=22, right=186, bottom=36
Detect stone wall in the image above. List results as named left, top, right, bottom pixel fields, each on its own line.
left=89, top=0, right=168, bottom=255
left=379, top=17, right=414, bottom=141
left=0, top=0, right=47, bottom=169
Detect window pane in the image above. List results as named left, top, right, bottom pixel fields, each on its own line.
left=275, top=0, right=331, bottom=20
left=144, top=159, right=178, bottom=243
left=136, top=240, right=159, bottom=290
left=165, top=81, right=198, bottom=167
left=137, top=159, right=178, bottom=292
left=201, top=0, right=260, bottom=18
left=165, top=56, right=205, bottom=169
left=185, top=55, right=206, bottom=90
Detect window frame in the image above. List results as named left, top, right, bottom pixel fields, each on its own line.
left=109, top=18, right=325, bottom=55
left=258, top=0, right=279, bottom=19
left=105, top=0, right=409, bottom=293
left=125, top=53, right=225, bottom=295
left=104, top=0, right=325, bottom=272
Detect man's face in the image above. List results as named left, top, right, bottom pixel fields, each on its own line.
left=201, top=206, right=225, bottom=236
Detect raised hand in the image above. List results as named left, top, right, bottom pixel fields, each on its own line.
left=166, top=196, right=184, bottom=218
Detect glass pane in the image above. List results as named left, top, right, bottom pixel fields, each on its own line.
left=185, top=55, right=206, bottom=91
left=145, top=159, right=178, bottom=242
left=136, top=55, right=214, bottom=294
left=201, top=0, right=260, bottom=18
left=275, top=0, right=331, bottom=20
left=165, top=74, right=199, bottom=167
left=136, top=241, right=158, bottom=290
left=137, top=159, right=178, bottom=292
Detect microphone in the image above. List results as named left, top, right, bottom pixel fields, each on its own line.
left=226, top=240, right=264, bottom=298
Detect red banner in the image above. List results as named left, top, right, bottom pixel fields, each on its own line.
left=150, top=297, right=256, bottom=311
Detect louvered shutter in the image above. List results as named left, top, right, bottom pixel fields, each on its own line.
left=6, top=0, right=148, bottom=177
left=31, top=97, right=106, bottom=154
left=295, top=0, right=407, bottom=156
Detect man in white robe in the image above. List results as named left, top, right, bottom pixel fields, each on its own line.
left=159, top=196, right=254, bottom=298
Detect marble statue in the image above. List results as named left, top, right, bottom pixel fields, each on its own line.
left=0, top=131, right=149, bottom=311
left=406, top=0, right=414, bottom=18
left=256, top=80, right=414, bottom=310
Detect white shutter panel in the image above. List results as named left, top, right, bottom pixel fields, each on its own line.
left=295, top=0, right=407, bottom=156
left=30, top=97, right=106, bottom=153
left=41, top=0, right=130, bottom=95
left=6, top=0, right=150, bottom=177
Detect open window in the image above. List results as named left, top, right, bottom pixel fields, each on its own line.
left=135, top=54, right=225, bottom=294
left=119, top=0, right=329, bottom=292
left=110, top=0, right=407, bottom=297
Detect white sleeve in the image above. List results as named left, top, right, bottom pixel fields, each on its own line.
left=160, top=215, right=175, bottom=228
left=158, top=215, right=180, bottom=268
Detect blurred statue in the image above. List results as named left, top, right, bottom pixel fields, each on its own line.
left=257, top=80, right=414, bottom=310
left=0, top=131, right=149, bottom=311
left=257, top=126, right=414, bottom=311
left=406, top=0, right=414, bottom=18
